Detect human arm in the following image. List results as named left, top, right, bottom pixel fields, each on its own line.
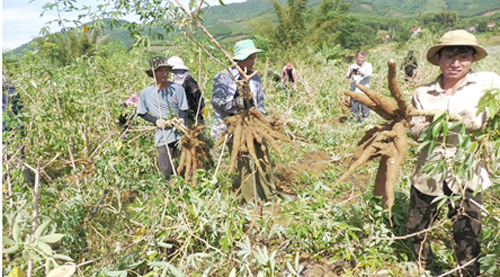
left=410, top=94, right=430, bottom=141
left=138, top=113, right=158, bottom=125
left=251, top=74, right=266, bottom=116
left=212, top=70, right=237, bottom=113
left=359, top=62, right=373, bottom=79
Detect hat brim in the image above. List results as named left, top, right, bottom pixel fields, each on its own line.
left=426, top=43, right=488, bottom=65
left=145, top=64, right=172, bottom=77
left=172, top=65, right=189, bottom=71
left=233, top=49, right=263, bottom=61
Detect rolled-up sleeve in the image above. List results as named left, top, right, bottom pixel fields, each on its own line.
left=212, top=72, right=233, bottom=112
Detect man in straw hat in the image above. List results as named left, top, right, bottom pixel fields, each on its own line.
left=137, top=56, right=188, bottom=180
left=407, top=30, right=500, bottom=276
left=211, top=39, right=277, bottom=204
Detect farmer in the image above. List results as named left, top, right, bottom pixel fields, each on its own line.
left=407, top=30, right=500, bottom=276
left=211, top=39, right=277, bottom=204
left=401, top=50, right=418, bottom=81
left=281, top=63, right=298, bottom=90
left=137, top=56, right=188, bottom=180
left=346, top=50, right=373, bottom=123
left=167, top=56, right=206, bottom=126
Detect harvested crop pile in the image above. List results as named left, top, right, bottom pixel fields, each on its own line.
left=335, top=59, right=430, bottom=223
left=214, top=107, right=291, bottom=174
left=172, top=120, right=210, bottom=184
left=213, top=75, right=291, bottom=174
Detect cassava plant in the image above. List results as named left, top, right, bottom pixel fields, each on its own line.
left=334, top=59, right=467, bottom=223
left=173, top=0, right=292, bottom=175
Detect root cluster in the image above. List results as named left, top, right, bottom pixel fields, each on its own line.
left=336, top=59, right=418, bottom=221
left=173, top=120, right=210, bottom=184
left=214, top=107, right=291, bottom=174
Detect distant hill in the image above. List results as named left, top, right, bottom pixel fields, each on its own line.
left=201, top=0, right=500, bottom=25
left=6, top=0, right=500, bottom=54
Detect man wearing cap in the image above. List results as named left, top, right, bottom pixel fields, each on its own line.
left=346, top=50, right=373, bottom=123
left=211, top=39, right=277, bottom=204
left=167, top=56, right=206, bottom=125
left=407, top=30, right=500, bottom=276
left=137, top=56, right=188, bottom=180
left=281, top=63, right=298, bottom=90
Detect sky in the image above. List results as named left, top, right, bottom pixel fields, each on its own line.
left=2, top=0, right=246, bottom=51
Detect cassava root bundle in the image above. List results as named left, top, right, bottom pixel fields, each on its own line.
left=214, top=107, right=291, bottom=174
left=335, top=59, right=420, bottom=224
left=172, top=120, right=211, bottom=184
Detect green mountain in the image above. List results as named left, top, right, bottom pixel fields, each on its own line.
left=6, top=0, right=500, bottom=55
left=201, top=0, right=500, bottom=26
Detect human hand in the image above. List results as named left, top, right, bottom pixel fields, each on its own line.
left=233, top=97, right=254, bottom=110
left=156, top=118, right=171, bottom=128
left=459, top=110, right=482, bottom=130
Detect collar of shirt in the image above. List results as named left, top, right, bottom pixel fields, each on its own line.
left=429, top=70, right=476, bottom=94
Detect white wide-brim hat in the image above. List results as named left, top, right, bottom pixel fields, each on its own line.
left=167, top=56, right=189, bottom=71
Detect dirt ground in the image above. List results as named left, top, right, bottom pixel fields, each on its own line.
left=275, top=150, right=332, bottom=192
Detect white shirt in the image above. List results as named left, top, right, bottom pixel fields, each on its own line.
left=346, top=61, right=373, bottom=93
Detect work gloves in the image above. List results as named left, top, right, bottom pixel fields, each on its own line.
left=156, top=118, right=185, bottom=129
left=156, top=118, right=172, bottom=129
left=232, top=97, right=253, bottom=110
left=458, top=110, right=483, bottom=131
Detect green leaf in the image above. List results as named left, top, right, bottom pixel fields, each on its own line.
left=3, top=244, right=20, bottom=254
left=53, top=254, right=74, bottom=261
left=168, top=264, right=185, bottom=277
left=432, top=122, right=441, bottom=138
left=417, top=141, right=430, bottom=152
left=39, top=233, right=65, bottom=243
left=26, top=250, right=42, bottom=262
left=151, top=261, right=169, bottom=267
left=105, top=270, right=127, bottom=277
left=157, top=241, right=173, bottom=248
left=7, top=266, right=26, bottom=277
left=34, top=220, right=51, bottom=239
left=12, top=222, right=20, bottom=243
left=37, top=240, right=53, bottom=255
left=3, top=236, right=16, bottom=245
left=46, top=264, right=76, bottom=277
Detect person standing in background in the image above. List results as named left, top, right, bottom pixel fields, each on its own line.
left=346, top=50, right=373, bottom=123
left=167, top=56, right=206, bottom=126
left=281, top=63, right=298, bottom=90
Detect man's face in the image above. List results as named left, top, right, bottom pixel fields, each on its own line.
left=356, top=53, right=366, bottom=66
left=154, top=67, right=170, bottom=83
left=436, top=49, right=478, bottom=82
left=237, top=53, right=257, bottom=73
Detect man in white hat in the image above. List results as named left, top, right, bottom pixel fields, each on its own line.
left=211, top=39, right=276, bottom=204
left=407, top=30, right=500, bottom=276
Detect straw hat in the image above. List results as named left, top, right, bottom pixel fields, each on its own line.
left=233, top=39, right=263, bottom=61
left=145, top=56, right=172, bottom=77
left=167, top=56, right=189, bottom=71
left=426, top=30, right=488, bottom=65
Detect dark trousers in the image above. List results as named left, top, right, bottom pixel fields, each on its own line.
left=228, top=140, right=276, bottom=204
left=406, top=184, right=482, bottom=276
left=350, top=97, right=369, bottom=121
left=157, top=142, right=178, bottom=180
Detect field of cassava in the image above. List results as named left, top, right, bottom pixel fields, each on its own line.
left=3, top=29, right=500, bottom=277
